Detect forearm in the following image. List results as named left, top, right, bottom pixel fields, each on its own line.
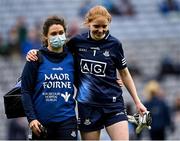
left=21, top=91, right=37, bottom=123
left=119, top=68, right=141, bottom=105
left=21, top=61, right=39, bottom=123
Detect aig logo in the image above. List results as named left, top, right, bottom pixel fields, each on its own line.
left=80, top=59, right=107, bottom=77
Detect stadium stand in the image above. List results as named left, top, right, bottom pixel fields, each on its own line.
left=0, top=0, right=180, bottom=140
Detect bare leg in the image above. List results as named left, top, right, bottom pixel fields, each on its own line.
left=106, top=121, right=129, bottom=140
left=80, top=130, right=101, bottom=140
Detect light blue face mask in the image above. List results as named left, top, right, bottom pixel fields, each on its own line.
left=49, top=34, right=66, bottom=48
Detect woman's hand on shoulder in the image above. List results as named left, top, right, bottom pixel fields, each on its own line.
left=26, top=49, right=39, bottom=61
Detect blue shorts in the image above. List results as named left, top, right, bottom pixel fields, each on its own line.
left=77, top=102, right=128, bottom=132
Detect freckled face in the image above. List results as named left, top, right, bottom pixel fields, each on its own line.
left=88, top=16, right=109, bottom=40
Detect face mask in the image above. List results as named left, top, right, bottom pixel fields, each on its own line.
left=49, top=34, right=66, bottom=48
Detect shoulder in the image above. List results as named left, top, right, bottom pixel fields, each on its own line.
left=37, top=50, right=44, bottom=64
left=108, top=35, right=123, bottom=52
left=67, top=32, right=88, bottom=52
left=69, top=32, right=88, bottom=41
left=22, top=60, right=40, bottom=78
left=66, top=51, right=74, bottom=59
left=24, top=50, right=43, bottom=69
left=108, top=34, right=122, bottom=46
left=24, top=60, right=40, bottom=69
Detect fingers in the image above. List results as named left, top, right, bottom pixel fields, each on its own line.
left=116, top=79, right=124, bottom=87
left=139, top=108, right=146, bottom=116
left=29, top=120, right=42, bottom=137
left=32, top=126, right=41, bottom=137
left=34, top=122, right=41, bottom=132
left=26, top=50, right=38, bottom=61
left=139, top=111, right=144, bottom=117
left=136, top=103, right=147, bottom=116
left=32, top=50, right=38, bottom=57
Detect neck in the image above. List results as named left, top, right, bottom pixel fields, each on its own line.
left=47, top=46, right=63, bottom=53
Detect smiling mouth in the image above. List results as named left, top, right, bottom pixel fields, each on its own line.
left=96, top=33, right=104, bottom=36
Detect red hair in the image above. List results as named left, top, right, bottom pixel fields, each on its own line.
left=84, top=5, right=112, bottom=26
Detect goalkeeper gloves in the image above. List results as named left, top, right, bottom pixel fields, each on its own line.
left=127, top=111, right=152, bottom=134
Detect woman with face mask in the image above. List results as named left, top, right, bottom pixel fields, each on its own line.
left=26, top=6, right=147, bottom=140
left=21, top=16, right=77, bottom=140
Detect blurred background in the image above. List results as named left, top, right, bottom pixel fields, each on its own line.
left=0, top=0, right=180, bottom=140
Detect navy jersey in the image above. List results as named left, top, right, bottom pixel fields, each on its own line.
left=67, top=32, right=127, bottom=107
left=21, top=47, right=75, bottom=124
